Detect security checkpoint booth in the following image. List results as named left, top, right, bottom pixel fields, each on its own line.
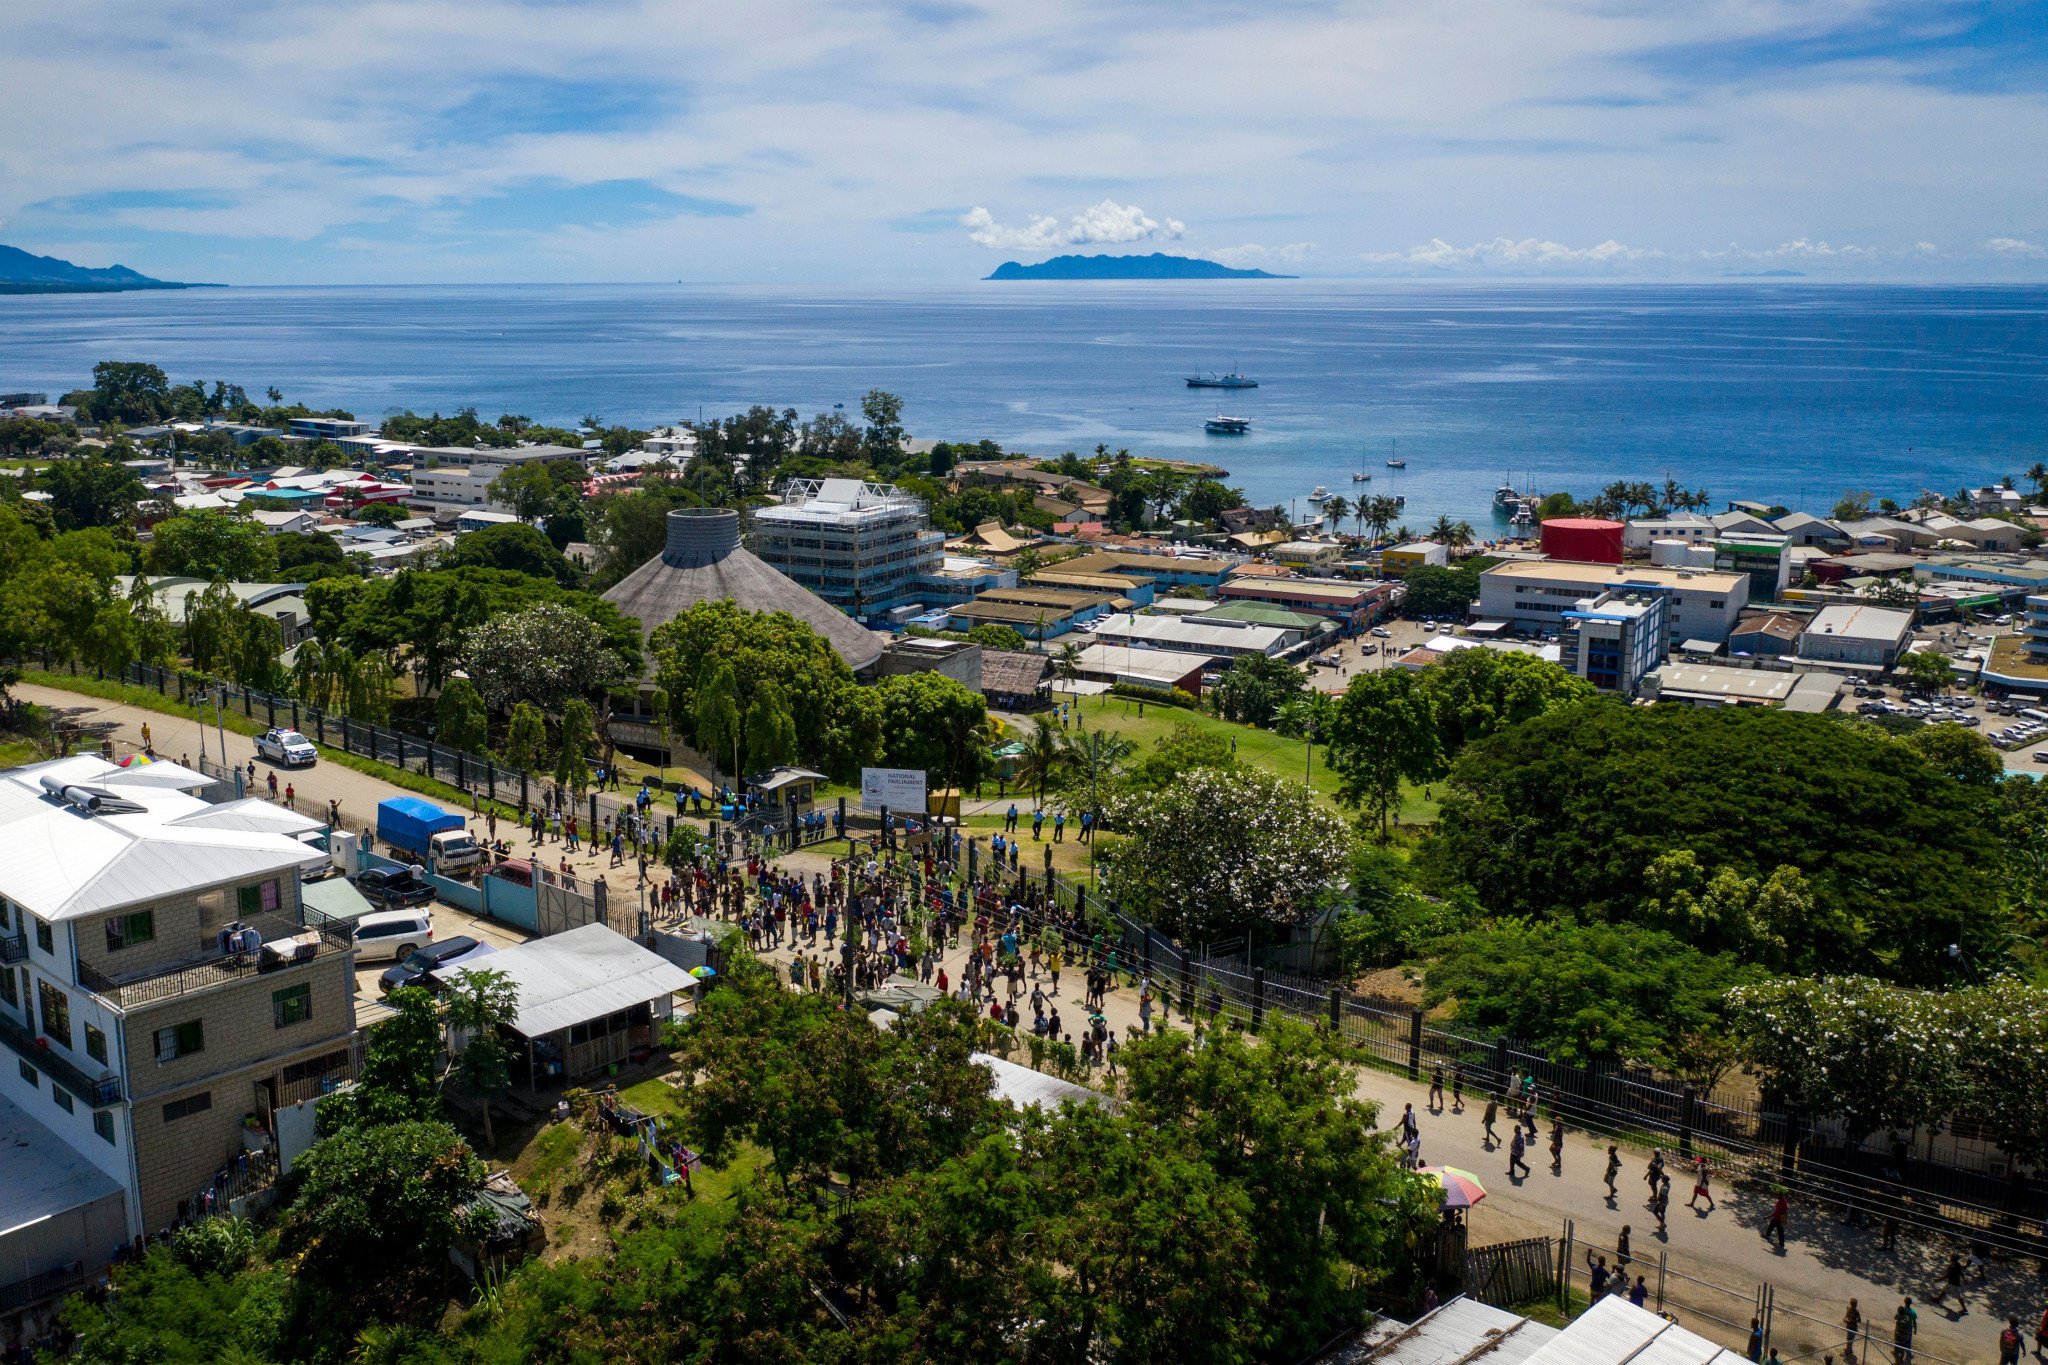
left=440, top=923, right=691, bottom=1087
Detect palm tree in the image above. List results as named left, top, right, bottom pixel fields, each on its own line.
left=1322, top=494, right=1351, bottom=536
left=1053, top=641, right=1083, bottom=691
left=1449, top=520, right=1475, bottom=548
left=1365, top=496, right=1398, bottom=545
left=1393, top=524, right=1413, bottom=543
left=1015, top=719, right=1066, bottom=811
left=1354, top=501, right=1369, bottom=538
left=1428, top=514, right=1456, bottom=543
left=2028, top=462, right=2048, bottom=499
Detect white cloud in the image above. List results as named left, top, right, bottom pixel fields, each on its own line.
left=1211, top=242, right=1315, bottom=267
left=961, top=200, right=1184, bottom=251
left=1987, top=237, right=2046, bottom=257
left=1361, top=237, right=1656, bottom=268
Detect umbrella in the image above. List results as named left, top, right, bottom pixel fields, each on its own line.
left=689, top=965, right=717, bottom=978
left=1417, top=1166, right=1487, bottom=1209
left=118, top=752, right=154, bottom=767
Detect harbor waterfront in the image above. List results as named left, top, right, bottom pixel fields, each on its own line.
left=3, top=281, right=2044, bottom=526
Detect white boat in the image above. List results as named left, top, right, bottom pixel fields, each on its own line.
left=1351, top=471, right=1370, bottom=482
left=1307, top=485, right=1330, bottom=501
left=1493, top=483, right=1519, bottom=509
left=1386, top=459, right=1406, bottom=468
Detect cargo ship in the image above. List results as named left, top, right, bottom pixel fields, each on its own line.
left=1186, top=373, right=1258, bottom=388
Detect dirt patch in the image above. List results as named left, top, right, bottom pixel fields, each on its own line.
left=1349, top=965, right=1425, bottom=1004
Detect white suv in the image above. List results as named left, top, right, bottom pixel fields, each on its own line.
left=255, top=728, right=318, bottom=767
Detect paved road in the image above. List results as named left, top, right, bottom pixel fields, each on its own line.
left=733, top=853, right=2040, bottom=1365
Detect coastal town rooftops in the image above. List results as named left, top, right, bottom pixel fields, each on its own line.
left=445, top=923, right=691, bottom=1038
left=1480, top=559, right=1748, bottom=592
left=0, top=756, right=324, bottom=921
left=1804, top=602, right=1915, bottom=642
left=754, top=477, right=927, bottom=527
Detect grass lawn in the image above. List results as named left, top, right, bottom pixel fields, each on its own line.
left=0, top=740, right=42, bottom=768
left=1016, top=693, right=1440, bottom=824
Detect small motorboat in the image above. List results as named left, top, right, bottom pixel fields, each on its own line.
left=1387, top=459, right=1406, bottom=468
left=1352, top=471, right=1370, bottom=482
left=1307, top=485, right=1329, bottom=501
left=1205, top=415, right=1251, bottom=435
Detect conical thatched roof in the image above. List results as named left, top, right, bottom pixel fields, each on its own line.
left=602, top=508, right=885, bottom=671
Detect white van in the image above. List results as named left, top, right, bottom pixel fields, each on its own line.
left=351, top=909, right=435, bottom=963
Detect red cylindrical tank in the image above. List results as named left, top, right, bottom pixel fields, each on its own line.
left=1540, top=517, right=1625, bottom=565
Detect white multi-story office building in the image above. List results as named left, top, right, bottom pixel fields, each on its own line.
left=751, top=478, right=945, bottom=618
left=1477, top=560, right=1750, bottom=646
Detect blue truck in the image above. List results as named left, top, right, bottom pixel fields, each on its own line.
left=375, top=797, right=485, bottom=876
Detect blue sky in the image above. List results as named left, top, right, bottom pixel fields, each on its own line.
left=2, top=0, right=2044, bottom=283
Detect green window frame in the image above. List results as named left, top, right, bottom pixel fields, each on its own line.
left=105, top=911, right=155, bottom=952
left=85, top=1023, right=107, bottom=1064
left=37, top=980, right=69, bottom=1049
left=51, top=1085, right=72, bottom=1114
left=93, top=1110, right=115, bottom=1145
left=153, top=1019, right=203, bottom=1063
left=272, top=982, right=311, bottom=1029
left=237, top=880, right=281, bottom=918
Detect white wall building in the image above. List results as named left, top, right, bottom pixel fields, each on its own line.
left=1476, top=560, right=1750, bottom=645
left=1796, top=604, right=1916, bottom=669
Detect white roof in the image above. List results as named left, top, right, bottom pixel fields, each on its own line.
left=1651, top=664, right=1798, bottom=702
left=448, top=923, right=691, bottom=1037
left=0, top=1092, right=125, bottom=1236
left=1522, top=1294, right=1744, bottom=1365
left=0, top=756, right=326, bottom=921
left=1091, top=612, right=1291, bottom=654
left=1362, top=1297, right=1559, bottom=1365
left=1804, top=603, right=1914, bottom=643
left=972, top=1051, right=1113, bottom=1110
left=1072, top=642, right=1214, bottom=681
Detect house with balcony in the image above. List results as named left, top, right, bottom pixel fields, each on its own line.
left=0, top=756, right=354, bottom=1297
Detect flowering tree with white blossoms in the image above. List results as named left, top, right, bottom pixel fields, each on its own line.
left=1725, top=975, right=1958, bottom=1148
left=1098, top=766, right=1353, bottom=945
left=1949, top=976, right=2048, bottom=1177
left=456, top=603, right=625, bottom=714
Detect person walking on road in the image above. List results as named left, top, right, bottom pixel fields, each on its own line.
left=1507, top=1126, right=1530, bottom=1178
left=1400, top=1103, right=1418, bottom=1145
left=1687, top=1157, right=1715, bottom=1213
left=1482, top=1095, right=1500, bottom=1149
left=1604, top=1145, right=1622, bottom=1201
left=1894, top=1297, right=1917, bottom=1365
left=1748, top=1317, right=1764, bottom=1360
left=1549, top=1116, right=1565, bottom=1172
left=2035, top=1304, right=2048, bottom=1359
left=1651, top=1179, right=1670, bottom=1236
left=1843, top=1298, right=1862, bottom=1365
left=2001, top=1318, right=2024, bottom=1365
left=1451, top=1063, right=1465, bottom=1112
left=1428, top=1064, right=1444, bottom=1111
left=1645, top=1149, right=1665, bottom=1197
left=1767, top=1192, right=1790, bottom=1249
left=1934, top=1254, right=1964, bottom=1314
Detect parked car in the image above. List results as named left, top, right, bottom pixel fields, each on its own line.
left=379, top=935, right=481, bottom=993
left=254, top=727, right=318, bottom=767
left=1371, top=627, right=1391, bottom=638
left=349, top=907, right=436, bottom=962
left=350, top=867, right=435, bottom=911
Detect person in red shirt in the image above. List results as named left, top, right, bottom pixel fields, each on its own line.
left=1767, top=1192, right=1789, bottom=1249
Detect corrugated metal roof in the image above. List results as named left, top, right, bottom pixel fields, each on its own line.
left=0, top=757, right=327, bottom=921
left=1520, top=1296, right=1741, bottom=1365
left=446, top=923, right=692, bottom=1037
left=971, top=1051, right=1113, bottom=1111
left=1362, top=1297, right=1558, bottom=1364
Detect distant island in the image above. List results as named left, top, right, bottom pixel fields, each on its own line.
left=986, top=252, right=1293, bottom=280
left=0, top=243, right=217, bottom=294
left=1724, top=269, right=1807, bottom=278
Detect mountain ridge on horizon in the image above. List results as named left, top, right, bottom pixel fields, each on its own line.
left=985, top=252, right=1292, bottom=280
left=0, top=243, right=215, bottom=294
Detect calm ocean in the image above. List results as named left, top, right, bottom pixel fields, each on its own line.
left=2, top=281, right=2043, bottom=529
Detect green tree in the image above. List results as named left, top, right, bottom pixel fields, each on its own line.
left=487, top=461, right=567, bottom=523
left=78, top=360, right=172, bottom=423
left=1895, top=647, right=1955, bottom=694
left=317, top=986, right=446, bottom=1133
left=282, top=1120, right=489, bottom=1287
left=144, top=509, right=278, bottom=580
left=743, top=677, right=799, bottom=772
left=433, top=677, right=489, bottom=753
left=554, top=698, right=594, bottom=794
left=1950, top=978, right=2048, bottom=1180
left=63, top=1249, right=289, bottom=1365
left=503, top=702, right=548, bottom=774
left=694, top=659, right=742, bottom=782
left=1415, top=703, right=2005, bottom=983
left=1013, top=717, right=1067, bottom=808
left=965, top=622, right=1028, bottom=650
left=1416, top=647, right=1595, bottom=765
left=1399, top=562, right=1482, bottom=618
left=1208, top=650, right=1306, bottom=728
left=356, top=500, right=407, bottom=528
left=1100, top=765, right=1352, bottom=944
left=1424, top=921, right=1761, bottom=1067
left=40, top=457, right=148, bottom=531
left=442, top=967, right=520, bottom=1148
left=860, top=389, right=906, bottom=462
left=874, top=670, right=992, bottom=793
left=1324, top=667, right=1436, bottom=838
left=651, top=598, right=863, bottom=779
left=439, top=520, right=580, bottom=586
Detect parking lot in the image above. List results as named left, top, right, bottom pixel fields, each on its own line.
left=1306, top=616, right=1471, bottom=691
